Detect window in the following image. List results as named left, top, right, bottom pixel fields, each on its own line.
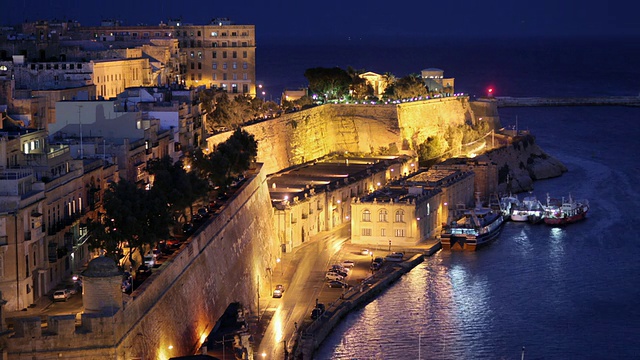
left=223, top=63, right=227, bottom=70
left=362, top=228, right=372, bottom=236
left=362, top=210, right=371, bottom=222
left=243, top=51, right=248, bottom=59
left=198, top=51, right=202, bottom=59
left=213, top=73, right=217, bottom=80
left=211, top=31, right=218, bottom=37
left=231, top=32, right=237, bottom=36
left=379, top=209, right=388, bottom=222
left=242, top=84, right=248, bottom=93
left=395, top=229, right=405, bottom=237
left=198, top=62, right=202, bottom=69
left=197, top=31, right=201, bottom=36
left=190, top=51, right=194, bottom=58
left=232, top=62, right=237, bottom=69
left=223, top=51, right=227, bottom=58
left=380, top=228, right=386, bottom=237
left=232, top=73, right=237, bottom=80
left=232, top=51, right=237, bottom=58
left=212, top=62, right=217, bottom=70
left=232, top=83, right=238, bottom=93
left=243, top=73, right=248, bottom=80
left=212, top=51, right=217, bottom=59
left=190, top=62, right=194, bottom=70
left=395, top=210, right=405, bottom=223
left=243, top=62, right=248, bottom=69
left=223, top=73, right=227, bottom=80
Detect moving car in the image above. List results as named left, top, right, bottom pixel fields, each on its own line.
left=273, top=284, right=285, bottom=298
left=53, top=289, right=71, bottom=302
left=361, top=249, right=370, bottom=255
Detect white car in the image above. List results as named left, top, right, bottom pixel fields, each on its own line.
left=53, top=289, right=71, bottom=302
left=341, top=260, right=355, bottom=268
left=361, top=249, right=370, bottom=255
left=325, top=272, right=344, bottom=281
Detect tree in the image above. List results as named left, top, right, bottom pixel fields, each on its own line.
left=192, top=128, right=258, bottom=187
left=304, top=67, right=352, bottom=101
left=385, top=74, right=427, bottom=100
left=417, top=136, right=449, bottom=164
left=147, top=156, right=208, bottom=223
left=95, top=179, right=172, bottom=268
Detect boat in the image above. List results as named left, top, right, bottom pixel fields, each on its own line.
left=542, top=193, right=589, bottom=225
left=510, top=195, right=544, bottom=224
left=499, top=193, right=520, bottom=218
left=440, top=204, right=505, bottom=251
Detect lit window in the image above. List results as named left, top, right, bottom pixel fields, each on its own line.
left=395, top=210, right=405, bottom=223
left=362, top=210, right=371, bottom=222
left=362, top=228, right=372, bottom=236
left=395, top=229, right=405, bottom=237
left=379, top=209, right=388, bottom=222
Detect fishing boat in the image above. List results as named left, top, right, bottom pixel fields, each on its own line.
left=440, top=205, right=505, bottom=251
left=499, top=193, right=520, bottom=219
left=543, top=193, right=589, bottom=225
left=510, top=195, right=544, bottom=224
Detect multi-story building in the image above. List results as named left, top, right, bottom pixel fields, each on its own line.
left=268, top=155, right=418, bottom=252
left=0, top=126, right=117, bottom=311
left=421, top=68, right=455, bottom=96
left=69, top=18, right=256, bottom=94
left=350, top=168, right=475, bottom=248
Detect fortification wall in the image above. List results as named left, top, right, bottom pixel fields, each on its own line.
left=2, top=165, right=278, bottom=360
left=206, top=98, right=490, bottom=175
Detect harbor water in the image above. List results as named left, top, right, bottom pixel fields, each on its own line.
left=257, top=37, right=640, bottom=358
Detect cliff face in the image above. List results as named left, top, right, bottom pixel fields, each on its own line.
left=476, top=134, right=567, bottom=194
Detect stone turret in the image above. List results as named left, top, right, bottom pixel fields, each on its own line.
left=81, top=256, right=123, bottom=314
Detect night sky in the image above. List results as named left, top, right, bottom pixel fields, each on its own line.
left=4, top=0, right=640, bottom=43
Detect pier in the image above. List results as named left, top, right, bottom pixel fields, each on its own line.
left=494, top=96, right=640, bottom=107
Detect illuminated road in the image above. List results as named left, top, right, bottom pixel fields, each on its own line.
left=257, top=223, right=350, bottom=359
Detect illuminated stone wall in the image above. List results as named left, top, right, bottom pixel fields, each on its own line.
left=1, top=164, right=278, bottom=360
left=206, top=97, right=496, bottom=176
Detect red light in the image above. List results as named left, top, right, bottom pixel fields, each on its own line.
left=488, top=88, right=493, bottom=93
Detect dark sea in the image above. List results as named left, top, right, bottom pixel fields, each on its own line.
left=258, top=37, right=640, bottom=359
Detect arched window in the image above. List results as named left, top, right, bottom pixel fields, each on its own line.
left=379, top=209, right=388, bottom=222
left=395, top=210, right=405, bottom=223
left=362, top=209, right=371, bottom=222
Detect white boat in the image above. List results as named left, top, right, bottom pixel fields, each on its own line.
left=510, top=195, right=544, bottom=223
left=499, top=194, right=520, bottom=218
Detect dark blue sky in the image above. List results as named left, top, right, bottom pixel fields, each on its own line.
left=5, top=0, right=640, bottom=43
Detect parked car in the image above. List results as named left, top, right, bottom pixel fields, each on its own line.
left=328, top=268, right=348, bottom=277
left=143, top=254, right=156, bottom=268
left=327, top=280, right=349, bottom=288
left=330, top=264, right=349, bottom=273
left=385, top=252, right=404, bottom=262
left=341, top=260, right=355, bottom=268
left=373, top=257, right=385, bottom=265
left=370, top=262, right=382, bottom=271
left=273, top=284, right=285, bottom=298
left=53, top=289, right=71, bottom=302
left=361, top=249, right=370, bottom=255
left=182, top=223, right=194, bottom=235
left=325, top=272, right=344, bottom=281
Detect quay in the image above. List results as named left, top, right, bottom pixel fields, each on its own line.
left=494, top=96, right=640, bottom=107
left=277, top=240, right=441, bottom=359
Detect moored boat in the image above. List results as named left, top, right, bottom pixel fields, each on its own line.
left=440, top=206, right=505, bottom=251
left=542, top=193, right=589, bottom=225
left=510, top=195, right=544, bottom=224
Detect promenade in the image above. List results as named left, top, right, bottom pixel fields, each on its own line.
left=248, top=231, right=441, bottom=360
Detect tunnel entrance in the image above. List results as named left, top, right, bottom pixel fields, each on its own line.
left=205, top=302, right=252, bottom=360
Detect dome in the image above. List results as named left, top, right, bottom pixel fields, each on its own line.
left=82, top=256, right=122, bottom=278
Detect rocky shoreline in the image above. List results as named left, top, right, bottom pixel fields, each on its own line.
left=478, top=133, right=567, bottom=194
